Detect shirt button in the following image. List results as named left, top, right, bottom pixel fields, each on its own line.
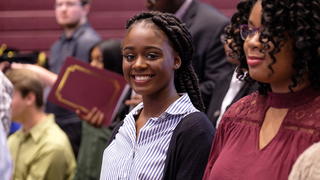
left=214, top=110, right=220, bottom=117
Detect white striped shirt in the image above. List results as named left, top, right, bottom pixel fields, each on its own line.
left=0, top=71, right=13, bottom=180
left=0, top=71, right=13, bottom=134
left=100, top=94, right=198, bottom=180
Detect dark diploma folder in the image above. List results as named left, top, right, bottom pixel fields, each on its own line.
left=48, top=57, right=128, bottom=126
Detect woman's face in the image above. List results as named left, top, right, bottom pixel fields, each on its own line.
left=90, top=47, right=104, bottom=69
left=243, top=1, right=295, bottom=92
left=122, top=22, right=181, bottom=97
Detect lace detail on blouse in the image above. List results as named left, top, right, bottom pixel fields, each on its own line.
left=222, top=88, right=320, bottom=137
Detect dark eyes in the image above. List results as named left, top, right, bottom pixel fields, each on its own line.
left=123, top=52, right=160, bottom=62
left=146, top=53, right=158, bottom=60
left=123, top=54, right=135, bottom=61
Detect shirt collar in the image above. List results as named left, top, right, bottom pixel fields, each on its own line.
left=129, top=93, right=195, bottom=118
left=17, top=114, right=55, bottom=143
left=174, top=0, right=193, bottom=19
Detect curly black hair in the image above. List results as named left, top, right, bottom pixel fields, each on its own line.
left=125, top=11, right=205, bottom=112
left=225, top=0, right=320, bottom=94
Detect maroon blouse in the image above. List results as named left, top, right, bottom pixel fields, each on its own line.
left=203, top=87, right=320, bottom=180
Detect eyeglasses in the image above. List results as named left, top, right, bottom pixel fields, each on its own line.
left=220, top=34, right=227, bottom=44
left=240, top=24, right=262, bottom=40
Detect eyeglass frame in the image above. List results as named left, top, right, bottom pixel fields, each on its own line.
left=239, top=24, right=263, bottom=40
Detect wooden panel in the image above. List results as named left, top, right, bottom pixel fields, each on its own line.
left=0, top=10, right=138, bottom=31
left=89, top=11, right=140, bottom=29
left=0, top=30, right=60, bottom=51
left=0, top=0, right=144, bottom=11
left=0, top=10, right=59, bottom=31
left=91, top=0, right=144, bottom=11
left=0, top=29, right=125, bottom=51
left=0, top=0, right=237, bottom=52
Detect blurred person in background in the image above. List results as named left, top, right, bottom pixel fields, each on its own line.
left=208, top=27, right=258, bottom=127
left=289, top=141, right=320, bottom=180
left=47, top=0, right=101, bottom=157
left=10, top=39, right=128, bottom=180
left=6, top=69, right=76, bottom=180
left=0, top=62, right=13, bottom=180
left=75, top=39, right=129, bottom=180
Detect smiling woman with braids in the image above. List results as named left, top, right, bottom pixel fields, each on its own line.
left=203, top=0, right=320, bottom=179
left=99, top=11, right=214, bottom=180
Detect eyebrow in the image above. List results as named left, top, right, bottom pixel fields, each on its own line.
left=122, top=46, right=162, bottom=51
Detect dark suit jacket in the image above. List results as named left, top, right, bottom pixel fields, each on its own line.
left=207, top=69, right=259, bottom=127
left=181, top=1, right=234, bottom=109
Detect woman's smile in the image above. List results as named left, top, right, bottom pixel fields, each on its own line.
left=131, top=74, right=155, bottom=85
left=246, top=55, right=265, bottom=67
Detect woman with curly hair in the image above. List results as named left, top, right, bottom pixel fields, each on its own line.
left=203, top=0, right=320, bottom=179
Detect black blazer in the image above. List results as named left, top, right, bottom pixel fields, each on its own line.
left=207, top=70, right=259, bottom=127
left=181, top=0, right=234, bottom=109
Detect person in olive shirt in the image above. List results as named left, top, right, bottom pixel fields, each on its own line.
left=6, top=69, right=76, bottom=180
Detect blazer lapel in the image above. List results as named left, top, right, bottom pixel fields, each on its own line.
left=181, top=0, right=198, bottom=28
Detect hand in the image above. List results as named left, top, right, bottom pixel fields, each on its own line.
left=76, top=107, right=104, bottom=127
left=125, top=94, right=142, bottom=107
left=10, top=63, right=58, bottom=86
left=0, top=61, right=10, bottom=72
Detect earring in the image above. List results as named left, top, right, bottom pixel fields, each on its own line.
left=174, top=63, right=180, bottom=69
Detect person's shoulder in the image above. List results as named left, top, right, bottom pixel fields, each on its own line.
left=176, top=111, right=214, bottom=134
left=223, top=92, right=261, bottom=118
left=50, top=39, right=62, bottom=51
left=302, top=142, right=320, bottom=158
left=43, top=122, right=72, bottom=148
left=310, top=93, right=320, bottom=107
left=197, top=1, right=227, bottom=18
left=7, top=130, right=21, bottom=145
left=79, top=25, right=101, bottom=42
left=231, top=91, right=260, bottom=108
left=289, top=142, right=320, bottom=180
left=293, top=92, right=320, bottom=127
left=192, top=1, right=228, bottom=25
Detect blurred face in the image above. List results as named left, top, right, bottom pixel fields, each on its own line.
left=122, top=22, right=181, bottom=97
left=90, top=47, right=104, bottom=69
left=11, top=90, right=28, bottom=123
left=243, top=1, right=295, bottom=92
left=55, top=0, right=88, bottom=28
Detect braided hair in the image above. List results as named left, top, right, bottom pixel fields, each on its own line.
left=126, top=11, right=205, bottom=112
left=226, top=0, right=320, bottom=94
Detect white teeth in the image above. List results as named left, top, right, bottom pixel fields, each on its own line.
left=135, top=75, right=151, bottom=81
